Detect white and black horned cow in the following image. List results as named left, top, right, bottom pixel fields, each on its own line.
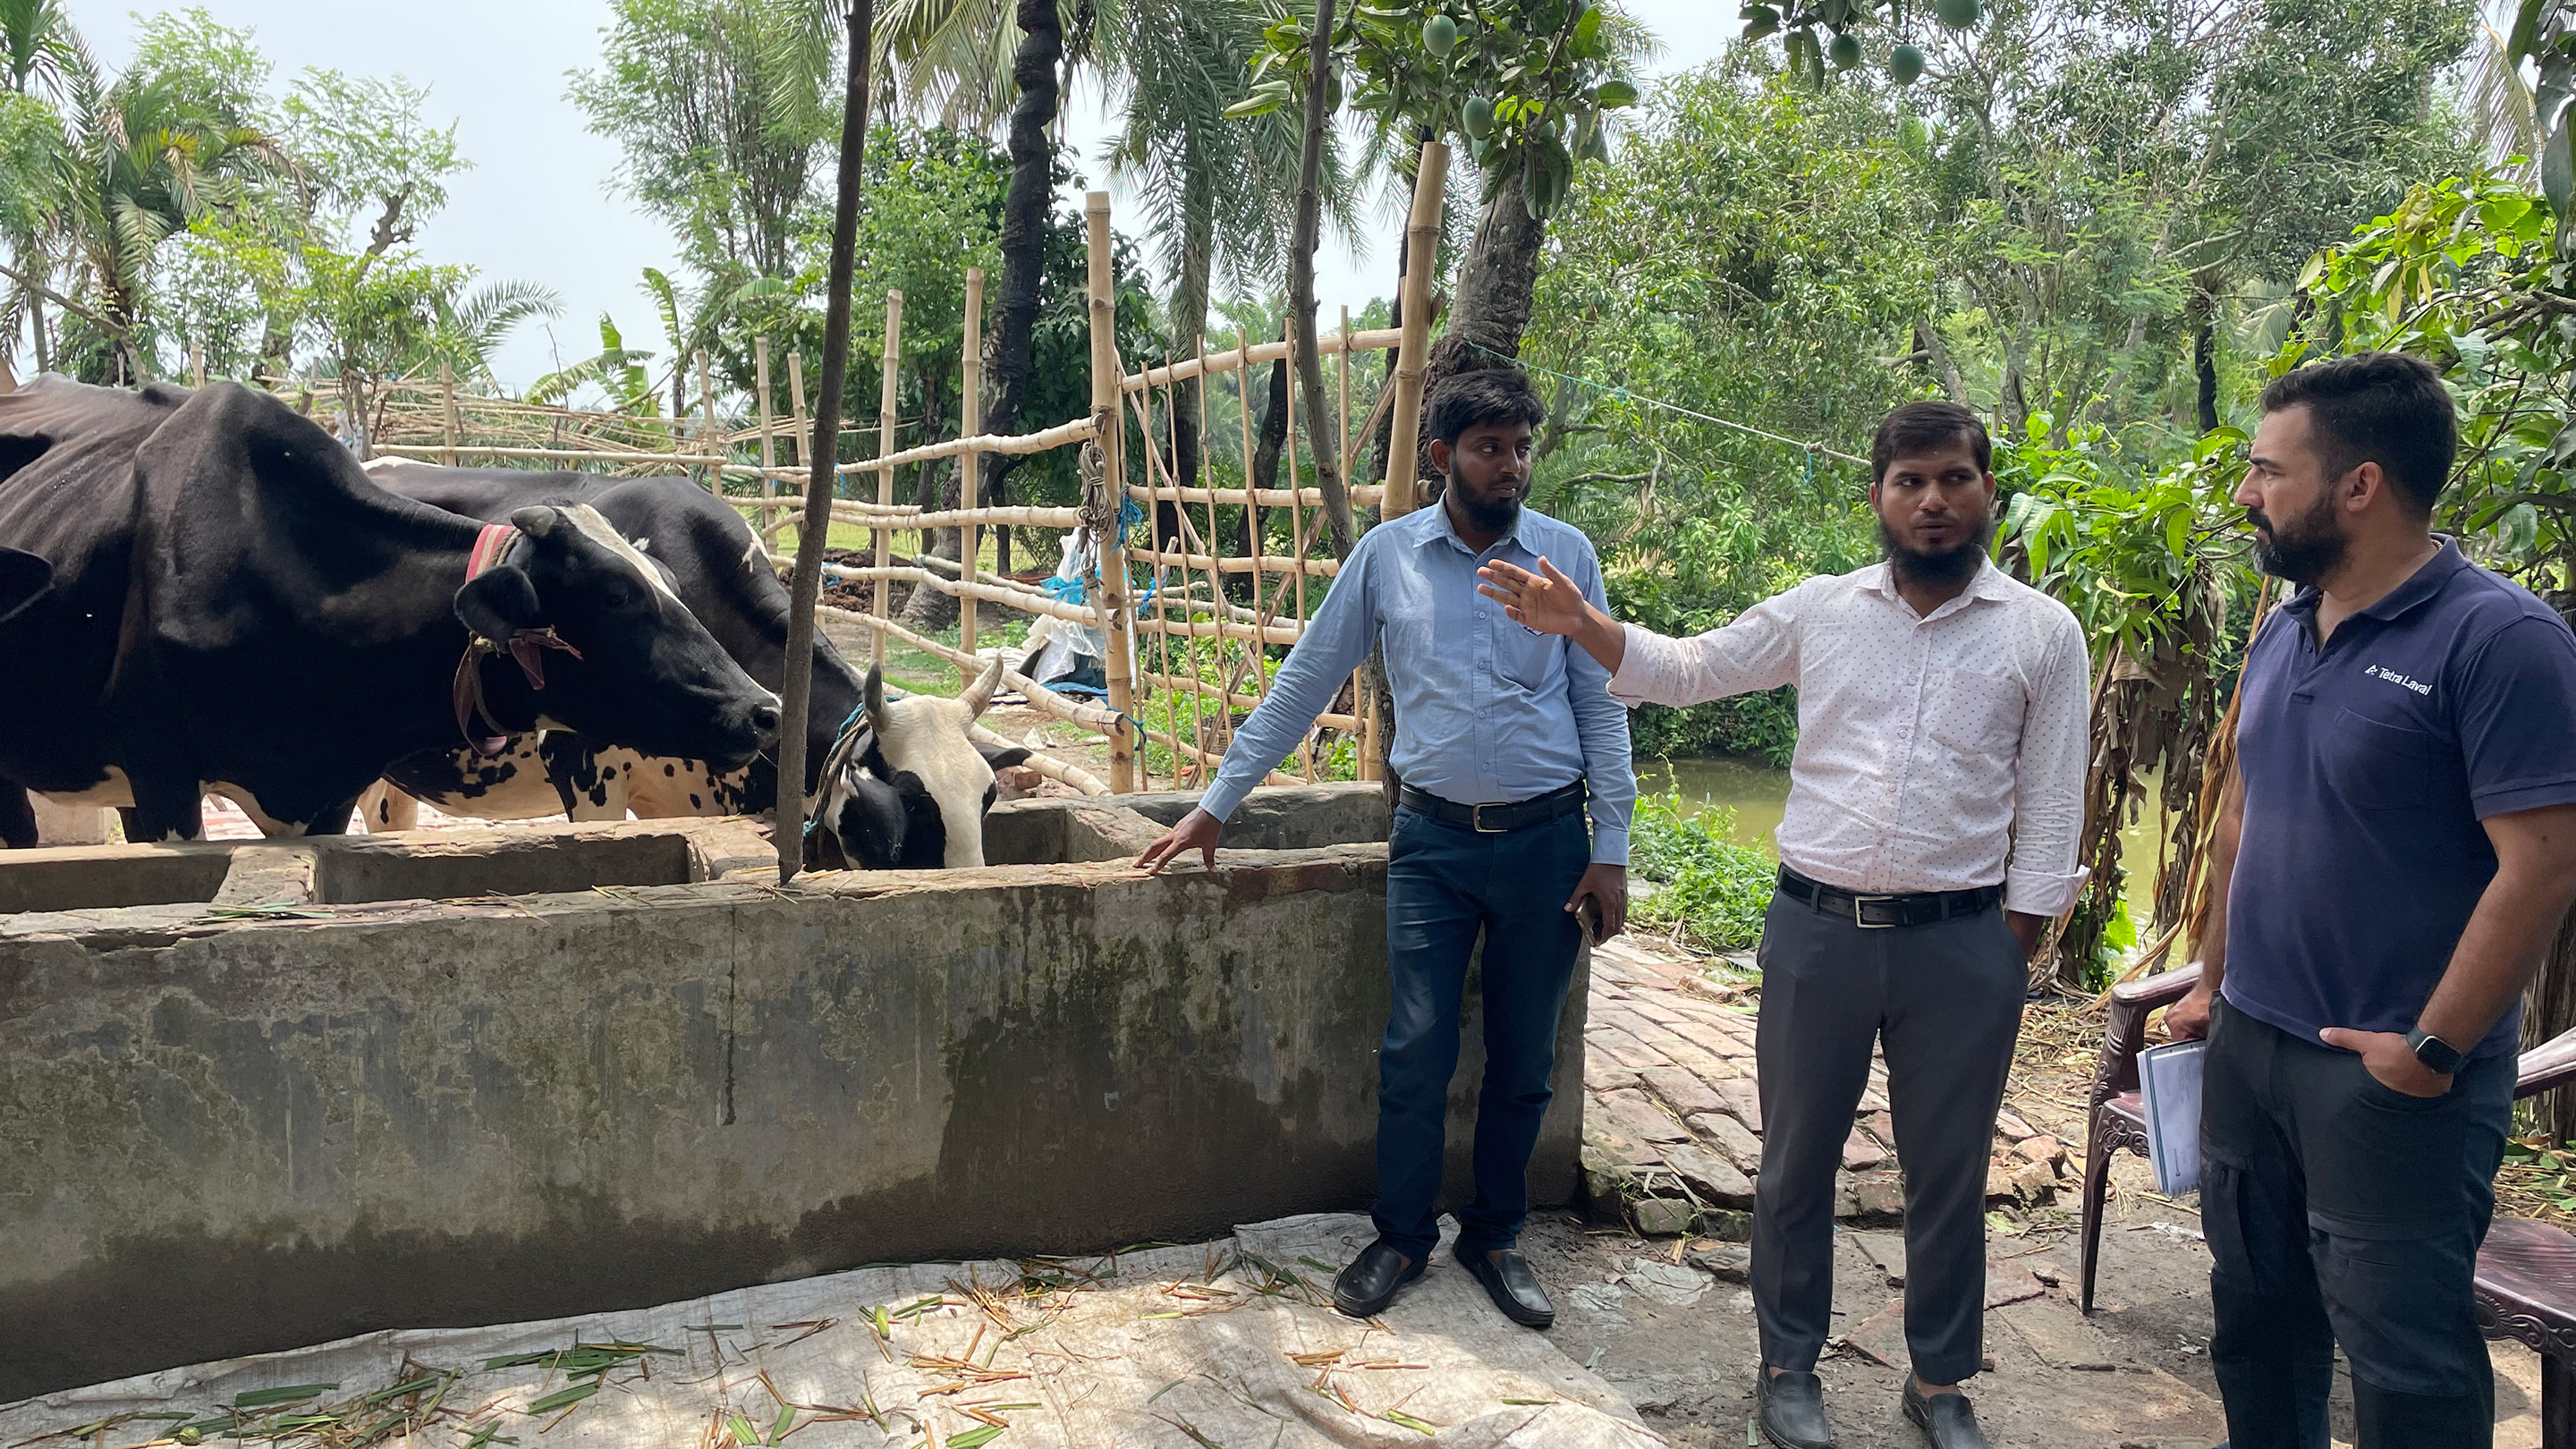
left=804, top=656, right=1031, bottom=871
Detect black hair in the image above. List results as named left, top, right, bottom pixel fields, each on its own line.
left=2258, top=352, right=2456, bottom=516
left=1426, top=367, right=1546, bottom=449
left=1871, top=401, right=1990, bottom=484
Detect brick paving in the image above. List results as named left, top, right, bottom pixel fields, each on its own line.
left=1580, top=934, right=2071, bottom=1240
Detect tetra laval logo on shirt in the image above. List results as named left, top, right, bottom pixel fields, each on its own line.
left=2363, top=664, right=2432, bottom=695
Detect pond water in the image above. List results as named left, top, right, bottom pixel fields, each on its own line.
left=1636, top=755, right=2172, bottom=922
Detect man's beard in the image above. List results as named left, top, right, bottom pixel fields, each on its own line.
left=1879, top=508, right=1994, bottom=589
left=2249, top=488, right=2348, bottom=585
left=1457, top=490, right=1521, bottom=537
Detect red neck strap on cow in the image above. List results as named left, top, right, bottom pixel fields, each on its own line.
left=450, top=526, right=584, bottom=758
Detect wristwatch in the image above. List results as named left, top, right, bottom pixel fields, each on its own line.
left=2406, top=1027, right=2466, bottom=1077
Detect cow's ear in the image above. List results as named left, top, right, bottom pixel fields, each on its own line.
left=455, top=566, right=541, bottom=644
left=975, top=741, right=1032, bottom=771
left=0, top=546, right=51, bottom=626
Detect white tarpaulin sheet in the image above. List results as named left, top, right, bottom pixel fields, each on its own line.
left=3, top=1214, right=1668, bottom=1449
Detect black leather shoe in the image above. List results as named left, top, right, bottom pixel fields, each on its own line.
left=1901, top=1377, right=1991, bottom=1449
left=1462, top=1248, right=1555, bottom=1328
left=1757, top=1365, right=1835, bottom=1449
left=1331, top=1241, right=1424, bottom=1318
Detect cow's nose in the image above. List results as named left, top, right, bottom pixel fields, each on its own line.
left=750, top=701, right=782, bottom=739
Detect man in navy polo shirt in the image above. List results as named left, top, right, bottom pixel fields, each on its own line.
left=2170, top=352, right=2576, bottom=1447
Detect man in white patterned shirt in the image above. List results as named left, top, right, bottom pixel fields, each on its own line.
left=1479, top=402, right=2089, bottom=1449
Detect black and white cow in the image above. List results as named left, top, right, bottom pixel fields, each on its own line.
left=353, top=462, right=869, bottom=826
left=805, top=657, right=1030, bottom=871
left=0, top=377, right=780, bottom=844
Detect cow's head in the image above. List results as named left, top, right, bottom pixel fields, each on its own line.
left=807, top=657, right=1031, bottom=870
left=454, top=504, right=779, bottom=768
left=0, top=545, right=48, bottom=626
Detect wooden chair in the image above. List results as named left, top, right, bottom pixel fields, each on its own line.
left=2074, top=965, right=2576, bottom=1445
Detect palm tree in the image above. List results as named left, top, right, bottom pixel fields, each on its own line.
left=49, top=60, right=289, bottom=381
left=0, top=0, right=84, bottom=374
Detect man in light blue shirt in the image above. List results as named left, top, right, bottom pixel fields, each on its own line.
left=1139, top=369, right=1634, bottom=1331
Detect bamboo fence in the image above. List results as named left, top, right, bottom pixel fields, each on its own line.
left=267, top=152, right=1451, bottom=800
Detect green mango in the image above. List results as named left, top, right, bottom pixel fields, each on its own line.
left=1462, top=94, right=1496, bottom=139
left=1425, top=13, right=1459, bottom=56
left=1828, top=31, right=1861, bottom=69
left=1935, top=0, right=1980, bottom=30
left=1888, top=42, right=1925, bottom=84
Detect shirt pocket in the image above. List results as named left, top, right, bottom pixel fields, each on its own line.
left=1496, top=622, right=1564, bottom=694
left=1925, top=666, right=2023, bottom=752
left=2326, top=708, right=2436, bottom=812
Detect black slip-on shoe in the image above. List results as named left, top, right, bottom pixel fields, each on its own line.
left=1901, top=1377, right=1992, bottom=1449
left=1757, top=1365, right=1835, bottom=1449
left=1462, top=1248, right=1555, bottom=1328
left=1331, top=1240, right=1424, bottom=1318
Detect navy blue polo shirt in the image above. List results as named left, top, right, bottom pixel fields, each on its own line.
left=2226, top=538, right=2576, bottom=1058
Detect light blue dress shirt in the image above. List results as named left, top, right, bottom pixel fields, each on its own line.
left=1199, top=501, right=1635, bottom=866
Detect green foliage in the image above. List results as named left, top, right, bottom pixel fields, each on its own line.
left=1627, top=792, right=1776, bottom=952
left=1236, top=0, right=1640, bottom=220
left=1996, top=415, right=2246, bottom=657
left=2278, top=171, right=2576, bottom=581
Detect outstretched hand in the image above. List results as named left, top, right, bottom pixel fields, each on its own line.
left=1477, top=557, right=1589, bottom=636
left=1136, top=807, right=1223, bottom=874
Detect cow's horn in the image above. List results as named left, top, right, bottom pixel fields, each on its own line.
left=961, top=655, right=1004, bottom=721
left=509, top=505, right=560, bottom=538
left=863, top=663, right=892, bottom=734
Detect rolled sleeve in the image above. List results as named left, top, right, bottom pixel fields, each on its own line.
left=2004, top=609, right=2093, bottom=917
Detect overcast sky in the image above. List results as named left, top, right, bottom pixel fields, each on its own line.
left=56, top=0, right=1727, bottom=390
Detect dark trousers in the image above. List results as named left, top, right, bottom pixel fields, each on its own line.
left=2202, top=996, right=2515, bottom=1449
left=1371, top=802, right=1589, bottom=1261
left=1750, top=890, right=2026, bottom=1385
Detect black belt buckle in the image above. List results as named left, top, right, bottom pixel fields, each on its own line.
left=1852, top=894, right=1903, bottom=929
left=1470, top=801, right=1509, bottom=834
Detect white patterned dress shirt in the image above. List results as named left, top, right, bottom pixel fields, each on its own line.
left=1608, top=558, right=2092, bottom=916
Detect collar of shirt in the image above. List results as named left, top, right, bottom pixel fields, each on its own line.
left=1412, top=494, right=1538, bottom=563
left=2278, top=535, right=2470, bottom=628
left=1850, top=555, right=2017, bottom=623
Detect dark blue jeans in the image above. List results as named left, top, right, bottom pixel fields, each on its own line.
left=1371, top=802, right=1589, bottom=1262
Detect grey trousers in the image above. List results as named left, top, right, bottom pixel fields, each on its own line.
left=1750, top=888, right=2026, bottom=1385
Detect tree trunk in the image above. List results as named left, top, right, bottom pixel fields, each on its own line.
left=1287, top=0, right=1352, bottom=558
left=2194, top=322, right=2221, bottom=435
left=1164, top=180, right=1214, bottom=555
left=901, top=376, right=961, bottom=630
left=1414, top=170, right=1546, bottom=504
left=27, top=287, right=47, bottom=375
left=1916, top=318, right=1966, bottom=404
left=1231, top=357, right=1289, bottom=602
left=980, top=0, right=1064, bottom=583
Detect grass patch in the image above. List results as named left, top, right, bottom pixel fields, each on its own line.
left=1628, top=784, right=1775, bottom=953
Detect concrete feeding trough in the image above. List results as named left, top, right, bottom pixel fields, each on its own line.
left=0, top=784, right=1587, bottom=1401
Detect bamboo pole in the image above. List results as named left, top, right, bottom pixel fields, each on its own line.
left=1283, top=321, right=1314, bottom=781
left=1233, top=327, right=1275, bottom=728
left=1196, top=340, right=1235, bottom=758
left=1382, top=140, right=1449, bottom=518
left=873, top=291, right=903, bottom=665
left=827, top=564, right=1097, bottom=624
left=1134, top=615, right=1304, bottom=647
left=190, top=343, right=206, bottom=387
left=697, top=349, right=717, bottom=494
left=775, top=0, right=880, bottom=886
left=1086, top=191, right=1137, bottom=794
left=439, top=361, right=459, bottom=467
left=1118, top=328, right=1402, bottom=392
left=1123, top=480, right=1384, bottom=509
left=372, top=443, right=731, bottom=466
left=1141, top=669, right=1361, bottom=729
left=959, top=267, right=983, bottom=660
left=754, top=338, right=776, bottom=536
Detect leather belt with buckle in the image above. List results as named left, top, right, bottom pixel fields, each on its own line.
left=1398, top=781, right=1587, bottom=835
left=1776, top=865, right=2002, bottom=928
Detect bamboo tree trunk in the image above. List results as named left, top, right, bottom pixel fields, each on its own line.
left=1287, top=0, right=1352, bottom=558
left=775, top=0, right=882, bottom=886
left=980, top=0, right=1064, bottom=582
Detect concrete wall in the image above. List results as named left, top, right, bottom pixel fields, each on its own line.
left=0, top=787, right=1585, bottom=1400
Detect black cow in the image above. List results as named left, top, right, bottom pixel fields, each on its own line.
left=806, top=657, right=1030, bottom=871
left=0, top=377, right=779, bottom=845
left=354, top=461, right=869, bottom=825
